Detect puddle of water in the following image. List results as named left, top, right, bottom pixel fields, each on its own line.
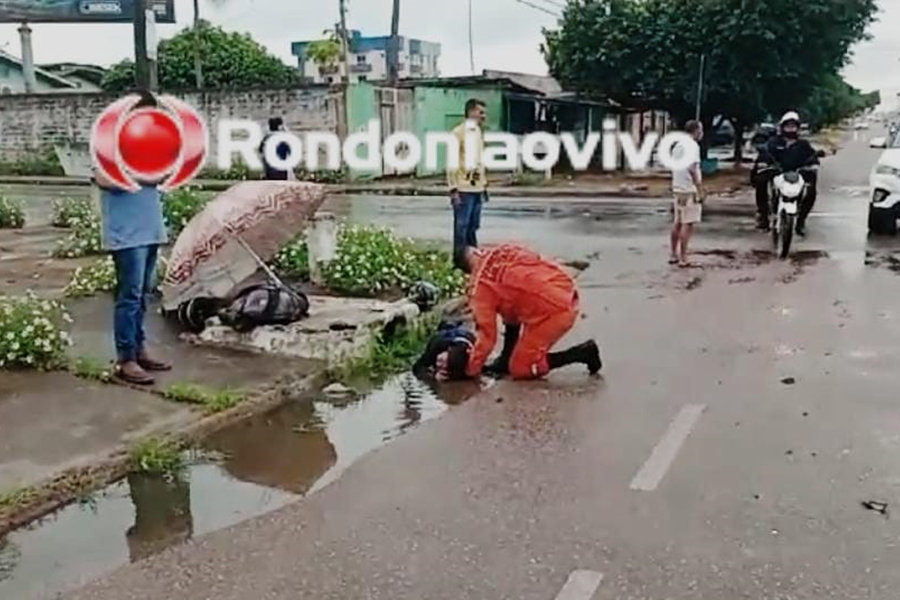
left=865, top=251, right=900, bottom=273
left=0, top=374, right=470, bottom=599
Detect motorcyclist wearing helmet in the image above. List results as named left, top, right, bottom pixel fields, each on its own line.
left=752, top=111, right=820, bottom=235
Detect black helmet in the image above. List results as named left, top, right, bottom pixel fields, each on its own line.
left=408, top=281, right=439, bottom=312
left=176, top=297, right=223, bottom=333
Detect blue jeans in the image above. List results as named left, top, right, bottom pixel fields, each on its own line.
left=453, top=191, right=483, bottom=253
left=112, top=245, right=159, bottom=363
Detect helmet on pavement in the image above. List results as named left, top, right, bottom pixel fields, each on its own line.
left=779, top=111, right=801, bottom=127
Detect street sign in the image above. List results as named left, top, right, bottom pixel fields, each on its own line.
left=0, top=0, right=175, bottom=23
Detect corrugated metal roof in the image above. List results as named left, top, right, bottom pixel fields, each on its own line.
left=481, top=69, right=561, bottom=95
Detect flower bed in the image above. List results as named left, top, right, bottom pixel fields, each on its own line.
left=52, top=197, right=94, bottom=229
left=0, top=197, right=25, bottom=229
left=0, top=294, right=72, bottom=369
left=162, top=187, right=209, bottom=236
left=54, top=211, right=102, bottom=258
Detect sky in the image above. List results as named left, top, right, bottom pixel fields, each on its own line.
left=0, top=0, right=897, bottom=108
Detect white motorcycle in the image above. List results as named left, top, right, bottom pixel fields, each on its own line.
left=759, top=163, right=816, bottom=258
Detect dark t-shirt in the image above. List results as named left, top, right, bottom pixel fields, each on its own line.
left=259, top=133, right=292, bottom=180
left=763, top=135, right=818, bottom=171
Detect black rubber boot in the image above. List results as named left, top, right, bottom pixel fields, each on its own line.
left=547, top=340, right=602, bottom=375
left=485, top=323, right=520, bottom=375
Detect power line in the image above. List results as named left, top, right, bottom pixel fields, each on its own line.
left=513, top=0, right=561, bottom=17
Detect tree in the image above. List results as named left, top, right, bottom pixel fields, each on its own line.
left=101, top=21, right=299, bottom=92
left=543, top=0, right=878, bottom=159
left=306, top=31, right=342, bottom=79
left=799, top=74, right=865, bottom=130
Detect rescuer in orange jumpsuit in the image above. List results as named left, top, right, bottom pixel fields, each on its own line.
left=436, top=244, right=602, bottom=380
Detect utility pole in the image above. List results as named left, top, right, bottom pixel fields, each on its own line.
left=694, top=53, right=705, bottom=121
left=387, top=0, right=400, bottom=85
left=338, top=0, right=351, bottom=84
left=132, top=0, right=157, bottom=90
left=193, top=0, right=203, bottom=89
left=18, top=22, right=36, bottom=93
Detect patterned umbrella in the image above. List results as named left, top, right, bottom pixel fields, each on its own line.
left=160, top=180, right=326, bottom=311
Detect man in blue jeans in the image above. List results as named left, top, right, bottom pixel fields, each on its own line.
left=92, top=90, right=171, bottom=385
left=448, top=98, right=488, bottom=254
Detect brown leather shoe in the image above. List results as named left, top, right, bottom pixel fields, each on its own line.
left=137, top=353, right=172, bottom=372
left=115, top=361, right=155, bottom=385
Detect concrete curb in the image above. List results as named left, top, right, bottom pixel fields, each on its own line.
left=0, top=174, right=750, bottom=200
left=0, top=369, right=328, bottom=537
left=0, top=298, right=464, bottom=535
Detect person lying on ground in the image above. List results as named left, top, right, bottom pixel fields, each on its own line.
left=435, top=244, right=602, bottom=381
left=412, top=319, right=475, bottom=379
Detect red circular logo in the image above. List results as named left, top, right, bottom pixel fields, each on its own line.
left=118, top=109, right=182, bottom=177
left=90, top=94, right=208, bottom=192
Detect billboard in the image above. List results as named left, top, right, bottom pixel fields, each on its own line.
left=0, top=0, right=175, bottom=23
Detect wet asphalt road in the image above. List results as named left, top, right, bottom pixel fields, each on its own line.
left=62, top=129, right=900, bottom=600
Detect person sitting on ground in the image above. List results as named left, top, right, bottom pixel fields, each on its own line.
left=434, top=244, right=602, bottom=381
left=412, top=320, right=475, bottom=379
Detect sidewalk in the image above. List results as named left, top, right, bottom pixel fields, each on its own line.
left=0, top=172, right=750, bottom=199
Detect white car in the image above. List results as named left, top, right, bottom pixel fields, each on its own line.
left=868, top=132, right=900, bottom=235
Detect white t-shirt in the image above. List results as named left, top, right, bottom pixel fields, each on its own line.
left=671, top=138, right=701, bottom=193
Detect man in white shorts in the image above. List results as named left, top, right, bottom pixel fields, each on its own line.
left=670, top=120, right=705, bottom=267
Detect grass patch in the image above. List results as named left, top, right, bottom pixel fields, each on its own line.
left=71, top=356, right=113, bottom=382
left=334, top=312, right=441, bottom=382
left=127, top=437, right=185, bottom=479
left=163, top=382, right=245, bottom=414
left=0, top=486, right=39, bottom=513
left=509, top=170, right=550, bottom=186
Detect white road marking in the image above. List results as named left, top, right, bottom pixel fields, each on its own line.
left=630, top=404, right=706, bottom=491
left=554, top=570, right=604, bottom=600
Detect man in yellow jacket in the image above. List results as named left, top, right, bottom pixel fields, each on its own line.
left=447, top=99, right=488, bottom=254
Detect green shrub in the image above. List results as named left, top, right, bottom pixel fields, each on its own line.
left=199, top=160, right=258, bottom=181
left=296, top=168, right=346, bottom=183
left=322, top=225, right=465, bottom=298
left=0, top=197, right=25, bottom=229
left=52, top=197, right=93, bottom=228
left=54, top=210, right=101, bottom=258
left=64, top=255, right=167, bottom=298
left=64, top=257, right=115, bottom=297
left=271, top=237, right=310, bottom=279
left=0, top=148, right=64, bottom=177
left=0, top=294, right=72, bottom=369
left=162, top=186, right=208, bottom=236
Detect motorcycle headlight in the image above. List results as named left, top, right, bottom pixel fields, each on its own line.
left=875, top=164, right=900, bottom=177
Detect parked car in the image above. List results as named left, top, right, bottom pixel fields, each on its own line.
left=870, top=136, right=887, bottom=148
left=868, top=132, right=900, bottom=235
left=750, top=123, right=776, bottom=146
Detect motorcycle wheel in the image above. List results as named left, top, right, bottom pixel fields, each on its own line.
left=779, top=212, right=794, bottom=259
left=770, top=211, right=779, bottom=249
